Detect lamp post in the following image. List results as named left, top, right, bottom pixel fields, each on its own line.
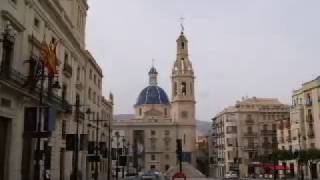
left=87, top=110, right=109, bottom=180
left=107, top=120, right=112, bottom=180
left=69, top=101, right=90, bottom=180
left=34, top=52, right=60, bottom=180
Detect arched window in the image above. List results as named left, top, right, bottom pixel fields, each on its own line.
left=181, top=82, right=187, bottom=95
left=181, top=42, right=185, bottom=49
left=164, top=108, right=167, bottom=116
left=139, top=108, right=142, bottom=116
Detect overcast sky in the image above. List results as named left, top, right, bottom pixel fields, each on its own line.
left=86, top=0, right=320, bottom=121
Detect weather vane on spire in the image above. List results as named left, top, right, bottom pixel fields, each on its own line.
left=152, top=58, right=155, bottom=67
left=179, top=17, right=185, bottom=33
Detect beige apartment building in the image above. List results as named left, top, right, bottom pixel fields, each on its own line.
left=0, top=0, right=113, bottom=180
left=113, top=31, right=197, bottom=173
left=277, top=76, right=320, bottom=179
left=210, top=97, right=289, bottom=178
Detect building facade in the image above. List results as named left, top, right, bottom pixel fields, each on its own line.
left=210, top=97, right=289, bottom=178
left=277, top=76, right=320, bottom=179
left=113, top=31, right=197, bottom=173
left=0, top=1, right=113, bottom=180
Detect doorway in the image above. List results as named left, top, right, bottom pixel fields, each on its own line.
left=0, top=116, right=9, bottom=180
left=311, top=163, right=317, bottom=179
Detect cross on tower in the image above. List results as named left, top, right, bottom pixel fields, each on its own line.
left=179, top=17, right=185, bottom=33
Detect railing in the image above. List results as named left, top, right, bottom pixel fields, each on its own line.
left=261, top=143, right=272, bottom=148
left=245, top=119, right=254, bottom=124
left=0, top=66, right=70, bottom=112
left=305, top=99, right=313, bottom=106
left=261, top=130, right=276, bottom=135
left=308, top=131, right=315, bottom=138
left=286, top=136, right=292, bottom=142
left=243, top=132, right=257, bottom=137
left=243, top=145, right=257, bottom=151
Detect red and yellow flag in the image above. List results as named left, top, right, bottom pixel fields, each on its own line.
left=41, top=39, right=60, bottom=76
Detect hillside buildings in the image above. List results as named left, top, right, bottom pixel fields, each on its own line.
left=113, top=31, right=197, bottom=173
left=210, top=97, right=289, bottom=178
left=0, top=1, right=113, bottom=180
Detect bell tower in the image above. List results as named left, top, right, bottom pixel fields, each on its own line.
left=171, top=31, right=196, bottom=125
left=171, top=28, right=196, bottom=165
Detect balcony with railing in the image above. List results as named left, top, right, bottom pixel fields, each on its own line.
left=245, top=119, right=254, bottom=124
left=243, top=145, right=257, bottom=151
left=243, top=132, right=257, bottom=137
left=0, top=66, right=70, bottom=112
left=286, top=136, right=292, bottom=142
left=305, top=99, right=313, bottom=107
left=261, top=130, right=276, bottom=135
left=308, top=130, right=315, bottom=138
left=261, top=142, right=272, bottom=148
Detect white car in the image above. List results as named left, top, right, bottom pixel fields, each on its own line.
left=224, top=171, right=238, bottom=179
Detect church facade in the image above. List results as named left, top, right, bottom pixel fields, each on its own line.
left=113, top=31, right=197, bottom=172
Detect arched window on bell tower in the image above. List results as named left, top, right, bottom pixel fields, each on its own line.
left=181, top=82, right=186, bottom=96
left=181, top=42, right=185, bottom=49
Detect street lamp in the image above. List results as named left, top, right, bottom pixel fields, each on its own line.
left=111, top=132, right=126, bottom=180
left=87, top=109, right=110, bottom=180
left=34, top=51, right=60, bottom=180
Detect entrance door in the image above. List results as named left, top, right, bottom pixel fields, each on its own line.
left=0, top=116, right=9, bottom=180
left=289, top=163, right=294, bottom=177
left=311, top=163, right=317, bottom=179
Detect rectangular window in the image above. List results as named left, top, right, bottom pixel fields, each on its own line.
left=34, top=17, right=40, bottom=29
left=151, top=130, right=156, bottom=135
left=226, top=126, right=237, bottom=134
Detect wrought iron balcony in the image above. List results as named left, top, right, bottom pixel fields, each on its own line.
left=0, top=66, right=70, bottom=112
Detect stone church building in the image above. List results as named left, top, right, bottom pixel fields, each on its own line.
left=113, top=31, right=197, bottom=173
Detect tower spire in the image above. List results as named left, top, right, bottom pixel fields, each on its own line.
left=148, top=59, right=158, bottom=86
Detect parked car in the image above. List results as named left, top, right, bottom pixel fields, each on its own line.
left=137, top=171, right=167, bottom=180
left=224, top=171, right=238, bottom=179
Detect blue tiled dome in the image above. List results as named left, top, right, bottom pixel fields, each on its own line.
left=135, top=85, right=170, bottom=106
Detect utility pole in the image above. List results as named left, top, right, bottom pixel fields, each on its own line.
left=34, top=58, right=45, bottom=180
left=71, top=96, right=80, bottom=180
left=115, top=133, right=120, bottom=180
left=107, top=122, right=112, bottom=180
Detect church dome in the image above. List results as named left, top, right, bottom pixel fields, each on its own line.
left=135, top=85, right=170, bottom=107
left=135, top=65, right=170, bottom=107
